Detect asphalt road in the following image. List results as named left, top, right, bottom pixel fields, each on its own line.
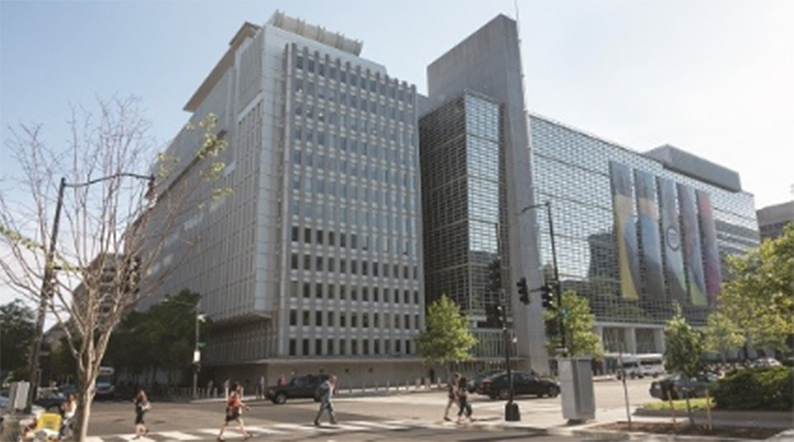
left=84, top=377, right=657, bottom=441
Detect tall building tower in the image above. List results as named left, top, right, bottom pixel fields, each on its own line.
left=147, top=12, right=425, bottom=383
left=420, top=15, right=549, bottom=375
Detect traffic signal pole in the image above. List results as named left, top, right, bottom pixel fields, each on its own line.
left=545, top=201, right=566, bottom=356
left=494, top=223, right=520, bottom=422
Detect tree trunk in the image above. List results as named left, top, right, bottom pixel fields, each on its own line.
left=685, top=395, right=694, bottom=426
left=74, top=371, right=96, bottom=441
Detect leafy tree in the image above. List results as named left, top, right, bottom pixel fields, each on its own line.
left=0, top=97, right=229, bottom=440
left=0, top=300, right=36, bottom=378
left=545, top=290, right=603, bottom=357
left=702, top=309, right=744, bottom=364
left=415, top=294, right=477, bottom=377
left=664, top=302, right=705, bottom=425
left=721, top=224, right=793, bottom=353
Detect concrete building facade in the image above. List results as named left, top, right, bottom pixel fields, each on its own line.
left=757, top=201, right=794, bottom=241
left=146, top=12, right=425, bottom=386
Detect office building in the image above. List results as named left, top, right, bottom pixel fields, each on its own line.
left=757, top=201, right=794, bottom=241
left=146, top=12, right=424, bottom=384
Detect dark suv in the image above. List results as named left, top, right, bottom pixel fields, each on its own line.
left=265, top=374, right=329, bottom=405
left=476, top=371, right=560, bottom=400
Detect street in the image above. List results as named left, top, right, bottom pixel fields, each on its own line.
left=83, top=378, right=656, bottom=441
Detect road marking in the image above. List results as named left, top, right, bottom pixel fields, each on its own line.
left=85, top=438, right=104, bottom=442
left=345, top=420, right=410, bottom=430
left=272, top=423, right=318, bottom=431
left=245, top=425, right=288, bottom=435
left=157, top=431, right=203, bottom=440
left=117, top=435, right=156, bottom=441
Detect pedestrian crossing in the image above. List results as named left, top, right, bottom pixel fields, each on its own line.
left=89, top=419, right=466, bottom=441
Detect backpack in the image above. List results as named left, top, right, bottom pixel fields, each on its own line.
left=315, top=381, right=330, bottom=400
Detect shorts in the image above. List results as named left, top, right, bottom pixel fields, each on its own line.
left=225, top=407, right=241, bottom=422
left=135, top=411, right=146, bottom=425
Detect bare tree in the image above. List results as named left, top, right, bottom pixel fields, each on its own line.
left=0, top=96, right=228, bottom=439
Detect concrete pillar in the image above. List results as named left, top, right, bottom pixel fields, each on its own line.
left=653, top=328, right=665, bottom=354
left=623, top=327, right=637, bottom=355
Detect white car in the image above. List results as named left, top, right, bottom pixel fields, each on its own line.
left=749, top=358, right=782, bottom=368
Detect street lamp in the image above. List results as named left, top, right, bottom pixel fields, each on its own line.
left=27, top=173, right=154, bottom=412
left=493, top=223, right=520, bottom=422
left=519, top=201, right=566, bottom=356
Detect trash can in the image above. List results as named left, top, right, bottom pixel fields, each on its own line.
left=559, top=358, right=595, bottom=422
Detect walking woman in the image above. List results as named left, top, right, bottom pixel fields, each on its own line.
left=133, top=388, right=151, bottom=439
left=60, top=393, right=77, bottom=439
left=217, top=382, right=251, bottom=441
left=456, top=376, right=473, bottom=423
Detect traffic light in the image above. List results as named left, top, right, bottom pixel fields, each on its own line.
left=488, top=259, right=502, bottom=293
left=540, top=284, right=556, bottom=310
left=517, top=277, right=530, bottom=304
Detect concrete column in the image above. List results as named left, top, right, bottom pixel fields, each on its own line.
left=623, top=327, right=637, bottom=355
left=653, top=328, right=665, bottom=354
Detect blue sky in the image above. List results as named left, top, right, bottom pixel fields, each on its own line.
left=1, top=0, right=793, bottom=306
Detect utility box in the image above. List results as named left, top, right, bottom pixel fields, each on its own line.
left=559, top=358, right=595, bottom=422
left=8, top=381, right=30, bottom=411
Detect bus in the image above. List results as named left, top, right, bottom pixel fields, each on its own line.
left=96, top=366, right=116, bottom=399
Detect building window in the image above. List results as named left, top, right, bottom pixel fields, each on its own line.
left=289, top=339, right=297, bottom=356
left=289, top=310, right=297, bottom=326
left=316, top=311, right=322, bottom=327
left=303, top=283, right=311, bottom=298
left=302, top=339, right=310, bottom=356
left=315, top=339, right=322, bottom=355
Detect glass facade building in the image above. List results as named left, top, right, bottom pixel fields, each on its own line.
left=529, top=114, right=760, bottom=355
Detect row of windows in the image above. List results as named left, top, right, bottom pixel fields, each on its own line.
left=289, top=258, right=420, bottom=285
left=293, top=84, right=414, bottom=126
left=289, top=282, right=420, bottom=309
left=291, top=226, right=416, bottom=249
left=288, top=337, right=414, bottom=357
left=291, top=170, right=417, bottom=206
left=294, top=51, right=414, bottom=105
left=291, top=126, right=415, bottom=171
left=289, top=309, right=420, bottom=330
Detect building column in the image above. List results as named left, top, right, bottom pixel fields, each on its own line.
left=623, top=327, right=637, bottom=355
left=653, top=328, right=665, bottom=354
left=593, top=325, right=604, bottom=349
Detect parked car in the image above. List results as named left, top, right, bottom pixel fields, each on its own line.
left=265, top=374, right=330, bottom=405
left=616, top=354, right=665, bottom=379
left=476, top=371, right=560, bottom=400
left=649, top=372, right=719, bottom=400
left=34, top=388, right=66, bottom=411
left=466, top=370, right=504, bottom=393
left=748, top=358, right=782, bottom=368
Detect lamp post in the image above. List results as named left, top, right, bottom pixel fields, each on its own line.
left=26, top=173, right=154, bottom=412
left=520, top=201, right=566, bottom=355
left=494, top=223, right=519, bottom=421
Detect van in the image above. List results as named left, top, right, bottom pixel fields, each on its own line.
left=618, top=354, right=665, bottom=379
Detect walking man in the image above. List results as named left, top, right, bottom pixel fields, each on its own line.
left=257, top=375, right=266, bottom=400
left=314, top=375, right=338, bottom=426
left=443, top=372, right=460, bottom=421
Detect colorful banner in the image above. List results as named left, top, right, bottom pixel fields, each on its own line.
left=677, top=184, right=707, bottom=306
left=634, top=170, right=665, bottom=301
left=609, top=162, right=640, bottom=300
left=656, top=178, right=687, bottom=303
left=696, top=190, right=722, bottom=304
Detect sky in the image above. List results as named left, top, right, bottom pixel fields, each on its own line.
left=1, top=0, right=793, bottom=307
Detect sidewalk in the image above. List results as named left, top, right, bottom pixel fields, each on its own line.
left=460, top=405, right=793, bottom=441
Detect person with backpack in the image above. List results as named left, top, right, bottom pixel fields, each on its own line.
left=217, top=382, right=251, bottom=441
left=442, top=372, right=460, bottom=421
left=313, top=375, right=338, bottom=426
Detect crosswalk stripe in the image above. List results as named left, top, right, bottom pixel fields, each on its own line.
left=272, top=423, right=317, bottom=431
left=118, top=435, right=156, bottom=441
left=157, top=431, right=203, bottom=440
left=245, top=425, right=288, bottom=435
left=345, top=420, right=410, bottom=430
left=85, top=438, right=104, bottom=442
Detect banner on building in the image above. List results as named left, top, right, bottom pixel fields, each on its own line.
left=634, top=170, right=665, bottom=301
left=696, top=190, right=722, bottom=304
left=677, top=184, right=707, bottom=306
left=609, top=161, right=640, bottom=300
left=657, top=178, right=687, bottom=303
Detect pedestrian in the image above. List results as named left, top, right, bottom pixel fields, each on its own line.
left=277, top=374, right=286, bottom=386
left=313, top=375, right=338, bottom=426
left=132, top=388, right=151, bottom=439
left=442, top=372, right=460, bottom=421
left=59, top=393, right=77, bottom=439
left=207, top=379, right=215, bottom=398
left=217, top=382, right=251, bottom=441
left=457, top=376, right=473, bottom=423
left=257, top=375, right=266, bottom=400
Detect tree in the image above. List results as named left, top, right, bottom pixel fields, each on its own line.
left=0, top=97, right=229, bottom=440
left=702, top=308, right=744, bottom=364
left=415, top=294, right=477, bottom=377
left=0, top=300, right=36, bottom=379
left=664, top=302, right=705, bottom=425
left=544, top=290, right=603, bottom=358
left=721, top=224, right=794, bottom=353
